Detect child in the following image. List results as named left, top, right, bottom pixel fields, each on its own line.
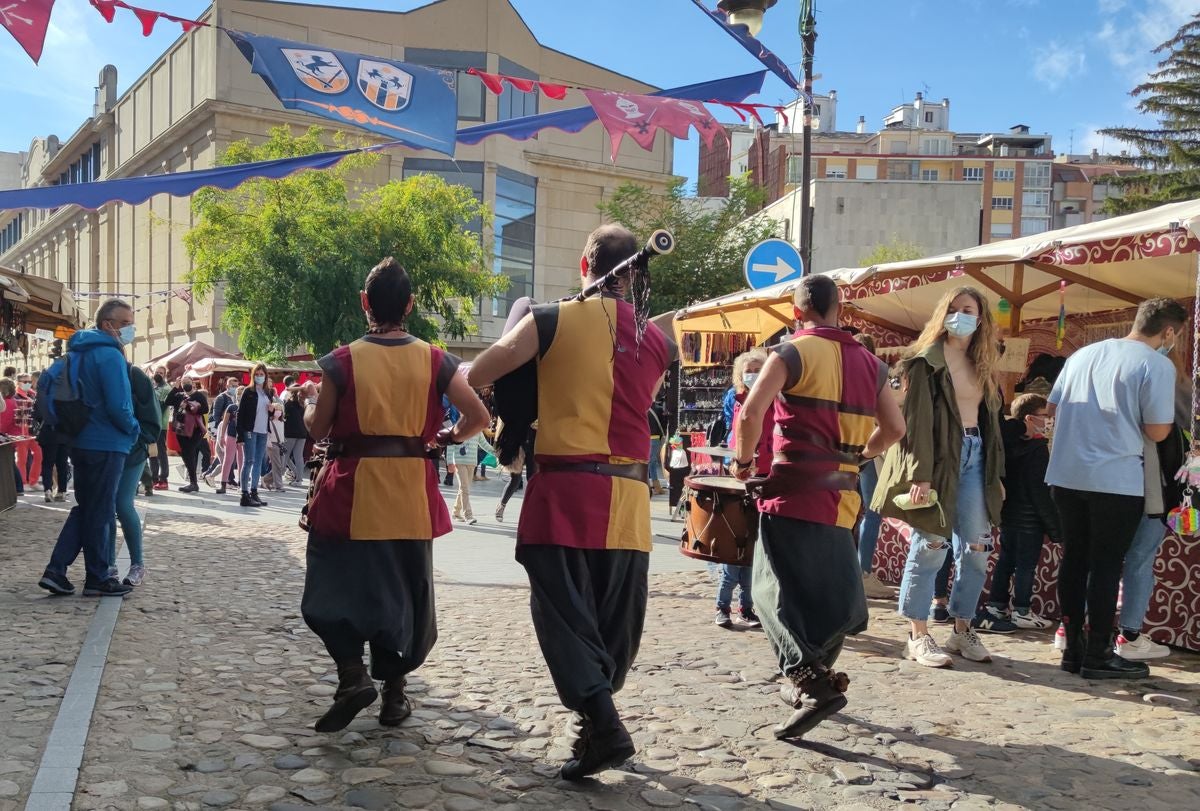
left=982, top=393, right=1061, bottom=630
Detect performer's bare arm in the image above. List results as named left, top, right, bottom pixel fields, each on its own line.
left=444, top=373, right=490, bottom=442
left=467, top=314, right=539, bottom=388
left=733, top=353, right=787, bottom=476
left=864, top=380, right=905, bottom=460
left=303, top=379, right=335, bottom=439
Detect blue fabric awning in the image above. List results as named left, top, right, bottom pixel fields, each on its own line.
left=457, top=70, right=766, bottom=145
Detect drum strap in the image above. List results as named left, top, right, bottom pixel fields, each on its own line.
left=539, top=461, right=648, bottom=483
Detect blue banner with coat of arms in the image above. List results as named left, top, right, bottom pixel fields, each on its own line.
left=226, top=31, right=458, bottom=156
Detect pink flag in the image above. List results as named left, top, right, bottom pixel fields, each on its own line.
left=2, top=0, right=56, bottom=63
left=582, top=89, right=725, bottom=161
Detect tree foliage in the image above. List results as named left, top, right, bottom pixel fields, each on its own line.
left=1098, top=14, right=1200, bottom=213
left=859, top=237, right=925, bottom=267
left=184, top=126, right=502, bottom=358
left=595, top=175, right=780, bottom=315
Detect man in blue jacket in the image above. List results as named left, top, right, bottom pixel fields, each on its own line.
left=39, top=299, right=140, bottom=598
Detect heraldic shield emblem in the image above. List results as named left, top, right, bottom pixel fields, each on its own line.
left=282, top=48, right=349, bottom=94
left=357, top=60, right=414, bottom=111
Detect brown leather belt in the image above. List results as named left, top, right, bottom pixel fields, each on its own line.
left=538, top=461, right=649, bottom=483
left=329, top=435, right=431, bottom=459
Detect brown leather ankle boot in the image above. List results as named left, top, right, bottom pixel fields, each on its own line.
left=314, top=660, right=377, bottom=733
left=775, top=664, right=849, bottom=740
left=379, top=677, right=412, bottom=727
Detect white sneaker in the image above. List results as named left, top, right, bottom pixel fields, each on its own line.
left=906, top=633, right=952, bottom=668
left=944, top=628, right=992, bottom=663
left=123, top=564, right=146, bottom=587
left=862, top=572, right=894, bottom=599
left=1054, top=623, right=1067, bottom=651
left=1114, top=633, right=1170, bottom=660
left=1012, top=609, right=1051, bottom=630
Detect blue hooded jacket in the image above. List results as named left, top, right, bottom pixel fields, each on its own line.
left=66, top=328, right=139, bottom=454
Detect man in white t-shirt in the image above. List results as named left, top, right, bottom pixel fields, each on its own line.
left=1047, top=297, right=1185, bottom=680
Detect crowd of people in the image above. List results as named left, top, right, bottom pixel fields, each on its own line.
left=0, top=222, right=1189, bottom=781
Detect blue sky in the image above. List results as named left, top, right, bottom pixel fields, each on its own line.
left=2, top=0, right=1197, bottom=189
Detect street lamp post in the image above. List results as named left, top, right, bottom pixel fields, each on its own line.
left=797, top=1, right=816, bottom=277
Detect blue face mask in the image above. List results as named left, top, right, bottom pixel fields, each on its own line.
left=1158, top=333, right=1176, bottom=356
left=943, top=312, right=978, bottom=338
left=118, top=324, right=136, bottom=345
left=255, top=375, right=266, bottom=385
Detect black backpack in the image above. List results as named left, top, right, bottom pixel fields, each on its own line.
left=37, top=353, right=91, bottom=437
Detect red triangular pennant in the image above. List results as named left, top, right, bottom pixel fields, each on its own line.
left=132, top=7, right=158, bottom=36
left=2, top=0, right=56, bottom=63
left=89, top=0, right=116, bottom=23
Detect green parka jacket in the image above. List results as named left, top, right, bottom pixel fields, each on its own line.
left=870, top=341, right=1005, bottom=538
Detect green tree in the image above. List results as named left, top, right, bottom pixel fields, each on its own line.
left=184, top=126, right=503, bottom=358
left=595, top=175, right=780, bottom=315
left=859, top=237, right=925, bottom=267
left=1098, top=14, right=1200, bottom=213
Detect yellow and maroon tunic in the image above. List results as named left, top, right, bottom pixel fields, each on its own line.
left=516, top=297, right=675, bottom=552
left=759, top=326, right=887, bottom=529
left=307, top=335, right=459, bottom=541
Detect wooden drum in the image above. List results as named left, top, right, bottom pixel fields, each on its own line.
left=680, top=475, right=758, bottom=566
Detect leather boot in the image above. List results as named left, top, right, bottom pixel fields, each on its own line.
left=1081, top=627, right=1150, bottom=680
left=559, top=692, right=634, bottom=781
left=563, top=712, right=589, bottom=759
left=250, top=489, right=268, bottom=507
left=378, top=677, right=412, bottom=727
left=775, top=664, right=849, bottom=740
left=314, top=660, right=378, bottom=733
left=1060, top=617, right=1085, bottom=674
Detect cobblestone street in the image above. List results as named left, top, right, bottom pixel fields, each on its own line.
left=1, top=477, right=1199, bottom=811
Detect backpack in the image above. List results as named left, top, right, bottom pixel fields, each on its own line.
left=37, top=353, right=91, bottom=437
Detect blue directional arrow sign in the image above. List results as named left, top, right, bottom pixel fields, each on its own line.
left=744, top=238, right=804, bottom=290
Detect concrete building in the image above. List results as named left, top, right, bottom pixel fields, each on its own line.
left=757, top=179, right=983, bottom=274
left=1052, top=150, right=1141, bottom=229
left=698, top=91, right=1054, bottom=248
left=0, top=0, right=675, bottom=367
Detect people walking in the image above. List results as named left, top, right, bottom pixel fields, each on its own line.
left=450, top=400, right=494, bottom=524
left=301, top=257, right=488, bottom=733
left=470, top=224, right=675, bottom=780
left=34, top=372, right=71, bottom=503
left=1047, top=297, right=1184, bottom=679
left=204, top=376, right=240, bottom=486
left=106, top=364, right=160, bottom=587
left=215, top=389, right=243, bottom=495
left=38, top=299, right=139, bottom=598
left=732, top=274, right=904, bottom=740
left=167, top=378, right=209, bottom=493
left=150, top=368, right=172, bottom=489
left=236, top=363, right=277, bottom=508
left=262, top=402, right=288, bottom=492
left=874, top=286, right=1011, bottom=668
left=14, top=372, right=42, bottom=493
left=281, top=377, right=308, bottom=484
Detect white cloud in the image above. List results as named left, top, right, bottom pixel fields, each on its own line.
left=1094, top=0, right=1199, bottom=81
left=1098, top=0, right=1127, bottom=12
left=1035, top=40, right=1086, bottom=90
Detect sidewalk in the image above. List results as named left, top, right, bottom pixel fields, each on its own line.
left=1, top=469, right=1198, bottom=811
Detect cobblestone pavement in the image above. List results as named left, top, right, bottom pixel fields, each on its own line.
left=1, top=476, right=1199, bottom=811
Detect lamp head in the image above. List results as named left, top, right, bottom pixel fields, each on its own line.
left=717, top=0, right=778, bottom=38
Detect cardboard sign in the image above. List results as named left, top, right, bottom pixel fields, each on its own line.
left=997, top=337, right=1031, bottom=374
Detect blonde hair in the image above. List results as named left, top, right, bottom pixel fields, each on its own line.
left=732, top=347, right=769, bottom=393
left=906, top=286, right=1000, bottom=403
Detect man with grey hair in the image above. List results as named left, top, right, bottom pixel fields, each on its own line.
left=38, top=299, right=140, bottom=598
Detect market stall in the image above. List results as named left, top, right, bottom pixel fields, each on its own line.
left=1, top=266, right=81, bottom=514
left=143, top=340, right=241, bottom=380
left=673, top=199, right=1200, bottom=652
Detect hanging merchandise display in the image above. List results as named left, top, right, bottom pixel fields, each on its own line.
left=1169, top=256, right=1200, bottom=537
left=679, top=332, right=758, bottom=366
left=1055, top=280, right=1067, bottom=349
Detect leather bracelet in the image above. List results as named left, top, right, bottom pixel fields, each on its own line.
left=732, top=457, right=754, bottom=468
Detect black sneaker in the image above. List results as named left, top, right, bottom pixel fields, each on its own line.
left=1081, top=654, right=1151, bottom=680
left=714, top=609, right=732, bottom=628
left=82, top=578, right=132, bottom=597
left=38, top=571, right=75, bottom=596
left=740, top=608, right=762, bottom=628
left=971, top=611, right=1018, bottom=634
left=930, top=604, right=952, bottom=624
left=178, top=483, right=198, bottom=493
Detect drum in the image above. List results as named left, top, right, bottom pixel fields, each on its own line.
left=680, top=475, right=758, bottom=565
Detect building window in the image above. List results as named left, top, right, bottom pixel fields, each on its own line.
left=1022, top=190, right=1050, bottom=216
left=404, top=48, right=487, bottom=122
left=825, top=168, right=846, bottom=179
left=990, top=223, right=1013, bottom=239
left=924, top=111, right=934, bottom=123
left=497, top=57, right=539, bottom=121
left=814, top=104, right=821, bottom=117
left=0, top=212, right=23, bottom=254
left=921, top=169, right=939, bottom=181
left=888, top=161, right=918, bottom=181
left=857, top=164, right=877, bottom=180
left=1023, top=161, right=1051, bottom=188
left=787, top=155, right=811, bottom=184
left=994, top=168, right=1016, bottom=182
left=1020, top=217, right=1050, bottom=236
left=889, top=140, right=909, bottom=155
left=962, top=167, right=983, bottom=182
left=991, top=197, right=1014, bottom=210
left=492, top=168, right=536, bottom=318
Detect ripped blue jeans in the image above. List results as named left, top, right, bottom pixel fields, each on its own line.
left=898, top=434, right=992, bottom=622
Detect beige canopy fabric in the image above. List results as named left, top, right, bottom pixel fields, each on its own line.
left=143, top=340, right=241, bottom=379
left=0, top=265, right=82, bottom=331
left=674, top=199, right=1200, bottom=341
left=186, top=357, right=321, bottom=378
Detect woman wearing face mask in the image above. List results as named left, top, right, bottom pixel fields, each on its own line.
left=874, top=286, right=1008, bottom=668
left=711, top=347, right=770, bottom=629
left=236, top=363, right=277, bottom=507
left=13, top=373, right=42, bottom=494
left=166, top=377, right=210, bottom=493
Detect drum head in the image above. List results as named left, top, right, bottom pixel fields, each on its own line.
left=685, top=475, right=747, bottom=493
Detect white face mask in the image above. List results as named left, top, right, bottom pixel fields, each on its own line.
left=742, top=372, right=759, bottom=389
